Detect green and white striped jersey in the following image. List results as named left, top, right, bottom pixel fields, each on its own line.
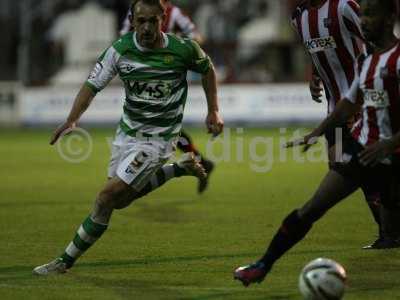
left=86, top=32, right=211, bottom=139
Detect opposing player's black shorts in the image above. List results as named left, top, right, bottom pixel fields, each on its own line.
left=332, top=138, right=400, bottom=208
left=324, top=124, right=352, bottom=148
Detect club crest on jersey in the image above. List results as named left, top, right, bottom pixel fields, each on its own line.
left=305, top=36, right=337, bottom=53
left=120, top=63, right=136, bottom=74
left=363, top=89, right=390, bottom=109
left=164, top=55, right=174, bottom=64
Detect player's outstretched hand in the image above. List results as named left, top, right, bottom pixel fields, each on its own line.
left=285, top=132, right=319, bottom=152
left=359, top=140, right=394, bottom=166
left=206, top=111, right=224, bottom=138
left=50, top=121, right=76, bottom=145
left=310, top=74, right=323, bottom=103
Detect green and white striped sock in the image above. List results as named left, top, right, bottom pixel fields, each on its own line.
left=60, top=216, right=108, bottom=268
left=60, top=164, right=186, bottom=267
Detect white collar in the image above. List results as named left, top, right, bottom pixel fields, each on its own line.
left=133, top=32, right=169, bottom=52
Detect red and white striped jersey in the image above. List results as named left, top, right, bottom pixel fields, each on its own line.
left=346, top=41, right=400, bottom=148
left=292, top=0, right=366, bottom=113
left=120, top=3, right=197, bottom=38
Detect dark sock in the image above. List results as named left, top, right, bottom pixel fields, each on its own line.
left=361, top=187, right=382, bottom=235
left=173, top=163, right=187, bottom=177
left=380, top=206, right=400, bottom=239
left=259, top=210, right=313, bottom=270
left=60, top=216, right=108, bottom=269
left=177, top=131, right=201, bottom=157
left=177, top=141, right=200, bottom=156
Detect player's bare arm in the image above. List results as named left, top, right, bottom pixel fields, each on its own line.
left=190, top=31, right=205, bottom=46
left=309, top=66, right=323, bottom=103
left=50, top=84, right=95, bottom=145
left=286, top=99, right=359, bottom=150
left=193, top=34, right=204, bottom=46
left=201, top=65, right=223, bottom=137
left=359, top=132, right=400, bottom=167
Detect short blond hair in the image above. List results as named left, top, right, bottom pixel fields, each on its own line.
left=130, top=0, right=166, bottom=16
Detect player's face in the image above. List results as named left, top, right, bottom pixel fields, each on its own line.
left=360, top=0, right=389, bottom=43
left=133, top=3, right=164, bottom=48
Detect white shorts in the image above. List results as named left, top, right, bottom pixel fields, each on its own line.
left=108, top=127, right=177, bottom=191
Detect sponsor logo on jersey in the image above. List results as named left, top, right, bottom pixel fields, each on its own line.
left=363, top=89, right=390, bottom=108
left=88, top=62, right=103, bottom=80
left=305, top=36, right=337, bottom=53
left=127, top=80, right=175, bottom=101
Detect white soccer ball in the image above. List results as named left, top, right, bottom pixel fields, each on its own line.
left=298, top=258, right=347, bottom=300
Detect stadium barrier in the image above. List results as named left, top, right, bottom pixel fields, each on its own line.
left=0, top=81, right=20, bottom=126
left=17, top=84, right=326, bottom=126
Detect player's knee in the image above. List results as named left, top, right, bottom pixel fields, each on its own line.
left=97, top=182, right=130, bottom=209
left=96, top=190, right=115, bottom=210
left=114, top=189, right=141, bottom=210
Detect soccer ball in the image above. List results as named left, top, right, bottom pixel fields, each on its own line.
left=298, top=258, right=347, bottom=300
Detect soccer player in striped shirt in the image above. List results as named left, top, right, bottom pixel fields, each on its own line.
left=122, top=0, right=213, bottom=194
left=292, top=0, right=385, bottom=248
left=234, top=0, right=400, bottom=287
left=33, top=0, right=223, bottom=275
left=293, top=0, right=366, bottom=113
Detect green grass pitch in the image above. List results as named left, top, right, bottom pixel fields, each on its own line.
left=0, top=127, right=399, bottom=300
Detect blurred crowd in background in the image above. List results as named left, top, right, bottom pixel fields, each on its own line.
left=0, top=0, right=310, bottom=86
